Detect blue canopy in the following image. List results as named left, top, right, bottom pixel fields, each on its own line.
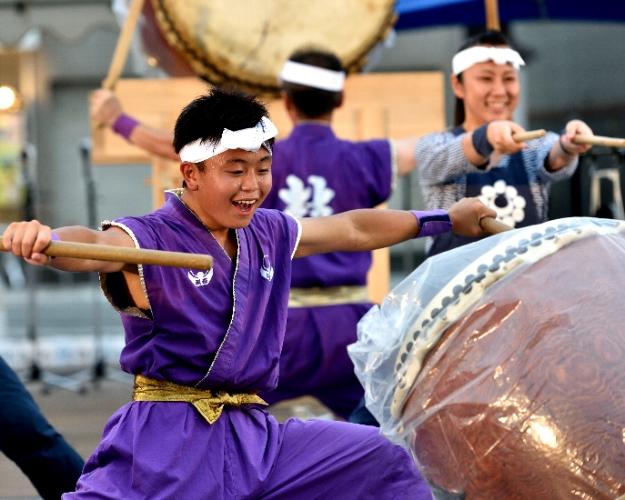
left=396, top=0, right=625, bottom=30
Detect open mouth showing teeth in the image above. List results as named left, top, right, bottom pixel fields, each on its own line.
left=233, top=200, right=256, bottom=212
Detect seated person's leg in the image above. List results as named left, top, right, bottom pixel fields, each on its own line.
left=0, top=356, right=84, bottom=498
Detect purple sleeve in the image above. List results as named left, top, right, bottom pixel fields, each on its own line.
left=278, top=211, right=302, bottom=259
left=99, top=216, right=156, bottom=317
left=354, top=139, right=394, bottom=206
left=107, top=216, right=158, bottom=250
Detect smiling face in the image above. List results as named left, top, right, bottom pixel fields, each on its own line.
left=181, top=147, right=272, bottom=236
left=451, top=53, right=520, bottom=131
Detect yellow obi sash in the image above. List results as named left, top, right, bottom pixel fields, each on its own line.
left=288, top=285, right=369, bottom=308
left=133, top=375, right=267, bottom=424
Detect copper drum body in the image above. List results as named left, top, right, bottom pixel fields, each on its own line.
left=139, top=0, right=396, bottom=96
left=389, top=220, right=625, bottom=499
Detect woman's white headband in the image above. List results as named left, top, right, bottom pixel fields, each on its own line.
left=452, top=46, right=525, bottom=76
left=279, top=60, right=345, bottom=92
left=179, top=116, right=278, bottom=163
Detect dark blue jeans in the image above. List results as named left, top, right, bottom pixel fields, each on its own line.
left=0, top=355, right=84, bottom=499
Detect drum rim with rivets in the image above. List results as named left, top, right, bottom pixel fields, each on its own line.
left=386, top=218, right=625, bottom=431
left=147, top=0, right=396, bottom=96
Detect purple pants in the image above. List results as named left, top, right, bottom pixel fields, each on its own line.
left=263, top=303, right=370, bottom=419
left=63, top=401, right=431, bottom=499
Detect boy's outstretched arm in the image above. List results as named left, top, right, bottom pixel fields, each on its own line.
left=294, top=197, right=496, bottom=258
left=2, top=220, right=135, bottom=273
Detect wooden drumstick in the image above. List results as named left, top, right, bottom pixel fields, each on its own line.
left=484, top=0, right=501, bottom=31
left=480, top=217, right=513, bottom=235
left=93, top=0, right=144, bottom=148
left=0, top=239, right=213, bottom=270
left=513, top=129, right=546, bottom=142
left=572, top=135, right=625, bottom=149
left=101, top=0, right=145, bottom=91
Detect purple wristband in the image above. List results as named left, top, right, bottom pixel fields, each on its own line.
left=411, top=209, right=452, bottom=238
left=112, top=113, right=139, bottom=140
left=49, top=231, right=59, bottom=260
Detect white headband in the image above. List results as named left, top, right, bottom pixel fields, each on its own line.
left=179, top=116, right=278, bottom=163
left=452, top=46, right=525, bottom=75
left=279, top=60, right=345, bottom=92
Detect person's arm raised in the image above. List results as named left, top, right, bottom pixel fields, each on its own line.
left=90, top=88, right=178, bottom=161
left=392, top=138, right=418, bottom=176
left=294, top=197, right=495, bottom=258
left=1, top=220, right=134, bottom=273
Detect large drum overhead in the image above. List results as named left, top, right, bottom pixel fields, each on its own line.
left=142, top=0, right=396, bottom=95
left=349, top=218, right=625, bottom=498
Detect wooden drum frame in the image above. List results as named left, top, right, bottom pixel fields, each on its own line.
left=141, top=0, right=396, bottom=95
left=352, top=218, right=625, bottom=499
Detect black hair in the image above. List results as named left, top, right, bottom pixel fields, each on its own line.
left=173, top=87, right=272, bottom=154
left=453, top=30, right=513, bottom=127
left=281, top=48, right=344, bottom=119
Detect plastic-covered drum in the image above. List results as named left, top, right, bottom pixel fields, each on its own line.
left=140, top=0, right=396, bottom=95
left=349, top=218, right=625, bottom=499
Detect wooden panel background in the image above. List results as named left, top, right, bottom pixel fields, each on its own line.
left=90, top=72, right=445, bottom=303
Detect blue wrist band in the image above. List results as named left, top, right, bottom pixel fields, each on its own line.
left=471, top=123, right=494, bottom=158
left=411, top=209, right=453, bottom=238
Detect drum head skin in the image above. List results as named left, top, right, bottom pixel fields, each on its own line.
left=144, top=0, right=395, bottom=95
left=349, top=218, right=625, bottom=499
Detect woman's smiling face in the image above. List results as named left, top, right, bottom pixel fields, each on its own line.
left=452, top=54, right=520, bottom=130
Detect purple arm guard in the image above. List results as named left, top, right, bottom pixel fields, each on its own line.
left=48, top=231, right=60, bottom=260
left=411, top=209, right=452, bottom=238
left=112, top=113, right=139, bottom=140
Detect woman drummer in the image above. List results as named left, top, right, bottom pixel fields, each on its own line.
left=416, top=30, right=594, bottom=256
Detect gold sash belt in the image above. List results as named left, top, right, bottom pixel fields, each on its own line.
left=133, top=375, right=267, bottom=424
left=288, top=285, right=369, bottom=307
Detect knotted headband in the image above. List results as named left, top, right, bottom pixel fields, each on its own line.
left=279, top=60, right=345, bottom=92
left=452, top=46, right=525, bottom=76
left=179, top=116, right=278, bottom=163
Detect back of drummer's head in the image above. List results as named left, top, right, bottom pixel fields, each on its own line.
left=457, top=30, right=511, bottom=54
left=281, top=48, right=344, bottom=119
left=173, top=87, right=272, bottom=154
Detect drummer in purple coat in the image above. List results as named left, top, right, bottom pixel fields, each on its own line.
left=261, top=49, right=423, bottom=417
left=90, top=49, right=419, bottom=419
left=5, top=88, right=494, bottom=499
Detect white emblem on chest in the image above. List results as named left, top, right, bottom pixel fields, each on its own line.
left=187, top=268, right=214, bottom=287
left=478, top=179, right=527, bottom=227
left=260, top=255, right=274, bottom=281
left=279, top=174, right=335, bottom=218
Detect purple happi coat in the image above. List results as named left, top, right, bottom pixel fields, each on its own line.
left=64, top=191, right=429, bottom=499
left=261, top=123, right=395, bottom=417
